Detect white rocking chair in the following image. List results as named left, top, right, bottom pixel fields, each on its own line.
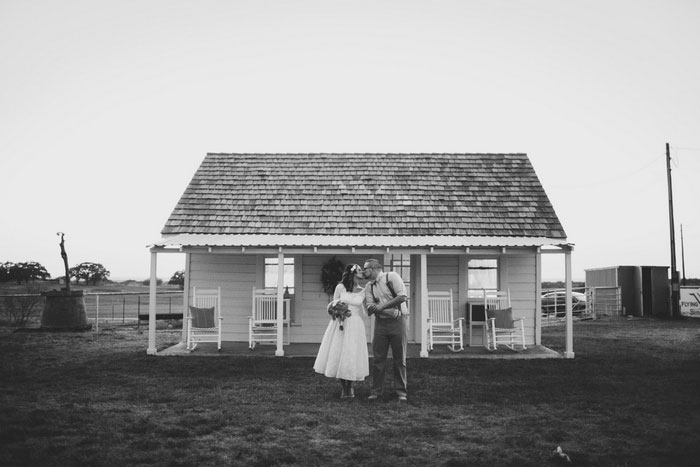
left=187, top=287, right=223, bottom=351
left=427, top=289, right=464, bottom=352
left=484, top=290, right=526, bottom=351
left=249, top=288, right=290, bottom=350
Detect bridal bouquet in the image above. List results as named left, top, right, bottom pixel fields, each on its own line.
left=328, top=300, right=351, bottom=330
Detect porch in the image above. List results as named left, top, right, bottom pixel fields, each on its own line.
left=157, top=341, right=562, bottom=359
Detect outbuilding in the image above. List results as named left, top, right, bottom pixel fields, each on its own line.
left=147, top=153, right=576, bottom=357
left=585, top=265, right=670, bottom=317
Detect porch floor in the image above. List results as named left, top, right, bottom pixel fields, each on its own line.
left=157, top=341, right=562, bottom=359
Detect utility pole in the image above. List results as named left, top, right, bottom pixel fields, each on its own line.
left=680, top=224, right=686, bottom=286
left=666, top=143, right=681, bottom=318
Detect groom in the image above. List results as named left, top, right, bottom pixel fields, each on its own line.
left=363, top=259, right=409, bottom=402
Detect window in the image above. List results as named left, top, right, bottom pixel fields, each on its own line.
left=264, top=257, right=295, bottom=294
left=467, top=259, right=498, bottom=299
left=390, top=254, right=411, bottom=289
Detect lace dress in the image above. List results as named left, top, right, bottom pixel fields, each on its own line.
left=313, top=285, right=369, bottom=381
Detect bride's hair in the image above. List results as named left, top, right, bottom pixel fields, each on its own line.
left=341, top=264, right=361, bottom=292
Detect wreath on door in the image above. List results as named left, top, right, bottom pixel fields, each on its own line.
left=321, top=256, right=344, bottom=297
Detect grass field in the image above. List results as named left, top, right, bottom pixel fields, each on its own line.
left=1, top=317, right=699, bottom=466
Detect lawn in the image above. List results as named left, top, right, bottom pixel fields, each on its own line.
left=1, top=317, right=699, bottom=466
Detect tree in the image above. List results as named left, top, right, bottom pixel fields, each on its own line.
left=69, top=262, right=110, bottom=285
left=57, top=232, right=71, bottom=292
left=0, top=262, right=15, bottom=283
left=0, top=261, right=51, bottom=283
left=168, top=270, right=185, bottom=289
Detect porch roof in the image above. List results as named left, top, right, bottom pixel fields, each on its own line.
left=160, top=153, right=567, bottom=240
left=150, top=233, right=570, bottom=250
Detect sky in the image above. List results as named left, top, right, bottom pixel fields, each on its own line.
left=1, top=0, right=699, bottom=282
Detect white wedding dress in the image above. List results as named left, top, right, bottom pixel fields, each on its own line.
left=313, top=284, right=369, bottom=381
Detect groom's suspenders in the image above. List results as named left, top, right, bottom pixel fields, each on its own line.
left=371, top=273, right=398, bottom=302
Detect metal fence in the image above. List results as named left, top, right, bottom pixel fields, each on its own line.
left=0, top=291, right=184, bottom=328
left=540, top=286, right=622, bottom=325
left=3, top=286, right=625, bottom=328
left=587, top=286, right=622, bottom=318
left=85, top=291, right=184, bottom=323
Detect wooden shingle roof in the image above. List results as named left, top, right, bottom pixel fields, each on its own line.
left=161, top=153, right=566, bottom=239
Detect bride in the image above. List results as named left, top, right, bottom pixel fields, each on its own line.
left=313, top=263, right=369, bottom=398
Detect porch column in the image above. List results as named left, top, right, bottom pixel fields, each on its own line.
left=564, top=248, right=575, bottom=358
left=147, top=250, right=158, bottom=355
left=535, top=248, right=542, bottom=345
left=276, top=250, right=285, bottom=357
left=419, top=253, right=429, bottom=358
left=180, top=253, right=191, bottom=344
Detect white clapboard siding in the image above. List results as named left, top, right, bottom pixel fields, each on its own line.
left=189, top=253, right=257, bottom=342
left=297, top=255, right=373, bottom=343
left=427, top=255, right=460, bottom=309
left=501, top=255, right=538, bottom=345
left=186, top=252, right=540, bottom=345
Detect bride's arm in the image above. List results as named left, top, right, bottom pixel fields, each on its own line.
left=360, top=300, right=368, bottom=317
left=327, top=283, right=344, bottom=313
left=333, top=283, right=344, bottom=302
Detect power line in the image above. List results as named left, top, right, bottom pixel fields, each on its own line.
left=547, top=153, right=665, bottom=189
left=671, top=146, right=700, bottom=151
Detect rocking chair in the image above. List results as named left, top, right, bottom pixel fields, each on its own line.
left=484, top=290, right=526, bottom=351
left=187, top=287, right=223, bottom=351
left=248, top=288, right=290, bottom=349
left=427, top=289, right=464, bottom=352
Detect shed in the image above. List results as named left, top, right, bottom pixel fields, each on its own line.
left=147, top=153, right=576, bottom=357
left=585, top=266, right=670, bottom=317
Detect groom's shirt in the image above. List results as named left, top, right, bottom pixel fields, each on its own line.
left=364, top=271, right=409, bottom=317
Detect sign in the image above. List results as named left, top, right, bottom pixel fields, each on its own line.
left=680, top=287, right=700, bottom=318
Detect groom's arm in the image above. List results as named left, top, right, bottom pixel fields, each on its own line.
left=373, top=295, right=407, bottom=318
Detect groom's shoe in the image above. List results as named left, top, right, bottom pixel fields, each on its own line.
left=398, top=395, right=408, bottom=402
left=367, top=394, right=378, bottom=401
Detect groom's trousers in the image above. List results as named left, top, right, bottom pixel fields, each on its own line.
left=370, top=315, right=408, bottom=397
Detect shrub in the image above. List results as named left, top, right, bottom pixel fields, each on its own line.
left=0, top=285, right=44, bottom=327
left=142, top=278, right=163, bottom=286
left=168, top=270, right=185, bottom=289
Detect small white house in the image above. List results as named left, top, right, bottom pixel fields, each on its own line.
left=146, top=153, right=576, bottom=357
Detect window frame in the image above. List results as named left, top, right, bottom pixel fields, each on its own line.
left=466, top=258, right=499, bottom=299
